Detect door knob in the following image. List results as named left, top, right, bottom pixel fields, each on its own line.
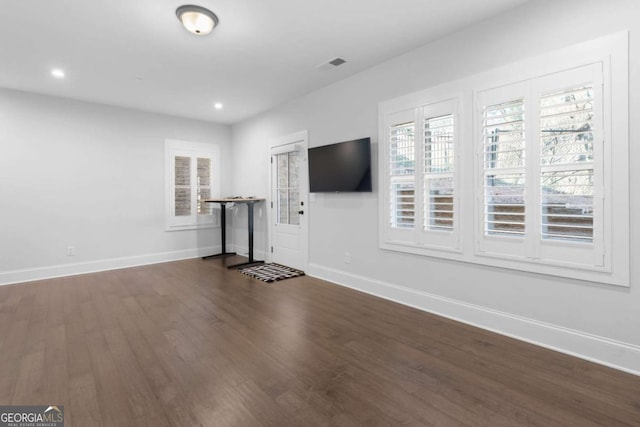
left=298, top=210, right=304, bottom=215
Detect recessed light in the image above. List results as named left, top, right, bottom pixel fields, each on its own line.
left=214, top=102, right=223, bottom=110
left=176, top=5, right=219, bottom=36
left=51, top=68, right=65, bottom=79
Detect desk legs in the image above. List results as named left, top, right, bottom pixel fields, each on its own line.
left=202, top=202, right=237, bottom=260
left=226, top=201, right=264, bottom=269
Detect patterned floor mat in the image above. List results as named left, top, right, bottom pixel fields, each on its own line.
left=239, top=263, right=305, bottom=282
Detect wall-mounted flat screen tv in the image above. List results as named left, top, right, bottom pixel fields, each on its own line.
left=308, top=137, right=372, bottom=193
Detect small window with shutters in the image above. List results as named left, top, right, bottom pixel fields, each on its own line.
left=424, top=114, right=455, bottom=231
left=539, top=85, right=595, bottom=243
left=165, top=139, right=220, bottom=231
left=389, top=120, right=416, bottom=230
left=482, top=99, right=526, bottom=238
left=382, top=99, right=460, bottom=250
left=197, top=157, right=213, bottom=215
left=174, top=156, right=192, bottom=217
left=421, top=99, right=459, bottom=249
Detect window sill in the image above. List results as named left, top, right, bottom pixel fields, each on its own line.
left=165, top=223, right=219, bottom=232
left=380, top=239, right=628, bottom=287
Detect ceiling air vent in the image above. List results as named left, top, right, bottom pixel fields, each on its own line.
left=328, top=57, right=346, bottom=66
left=317, top=57, right=347, bottom=71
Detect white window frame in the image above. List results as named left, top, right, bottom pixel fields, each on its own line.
left=476, top=82, right=528, bottom=259
left=165, top=139, right=220, bottom=231
left=379, top=31, right=629, bottom=287
left=421, top=99, right=460, bottom=249
left=535, top=67, right=604, bottom=266
left=381, top=94, right=462, bottom=253
left=384, top=108, right=419, bottom=245
left=476, top=65, right=605, bottom=268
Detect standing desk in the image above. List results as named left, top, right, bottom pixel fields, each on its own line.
left=202, top=198, right=265, bottom=269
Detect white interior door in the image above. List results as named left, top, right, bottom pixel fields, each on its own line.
left=269, top=131, right=308, bottom=271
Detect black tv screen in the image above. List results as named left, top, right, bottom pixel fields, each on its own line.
left=308, top=137, right=372, bottom=192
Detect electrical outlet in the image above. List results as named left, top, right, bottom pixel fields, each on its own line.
left=344, top=252, right=351, bottom=264
left=66, top=246, right=76, bottom=256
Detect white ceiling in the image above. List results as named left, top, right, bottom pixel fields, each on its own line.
left=0, top=0, right=528, bottom=124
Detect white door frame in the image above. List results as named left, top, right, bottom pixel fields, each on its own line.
left=267, top=130, right=309, bottom=270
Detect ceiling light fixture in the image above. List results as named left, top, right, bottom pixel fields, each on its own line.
left=51, top=68, right=65, bottom=79
left=176, top=5, right=218, bottom=36
left=214, top=102, right=223, bottom=110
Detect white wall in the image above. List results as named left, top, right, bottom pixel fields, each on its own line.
left=0, top=89, right=232, bottom=283
left=231, top=0, right=640, bottom=373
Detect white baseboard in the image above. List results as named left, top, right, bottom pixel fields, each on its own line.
left=0, top=246, right=219, bottom=286
left=308, top=263, right=640, bottom=377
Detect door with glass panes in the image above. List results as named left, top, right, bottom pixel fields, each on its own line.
left=270, top=134, right=308, bottom=271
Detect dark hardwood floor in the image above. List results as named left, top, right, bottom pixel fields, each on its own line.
left=0, top=258, right=638, bottom=426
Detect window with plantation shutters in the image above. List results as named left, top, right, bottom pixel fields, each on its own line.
left=174, top=156, right=192, bottom=216
left=424, top=113, right=455, bottom=232
left=420, top=99, right=460, bottom=250
left=380, top=32, right=628, bottom=285
left=533, top=64, right=606, bottom=267
left=197, top=157, right=212, bottom=215
left=382, top=100, right=460, bottom=250
left=174, top=156, right=213, bottom=217
left=476, top=64, right=605, bottom=267
left=539, top=85, right=594, bottom=242
left=482, top=99, right=526, bottom=238
left=389, top=121, right=416, bottom=230
left=165, top=139, right=220, bottom=231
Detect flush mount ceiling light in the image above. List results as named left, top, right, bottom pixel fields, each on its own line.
left=176, top=5, right=218, bottom=36
left=51, top=68, right=65, bottom=79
